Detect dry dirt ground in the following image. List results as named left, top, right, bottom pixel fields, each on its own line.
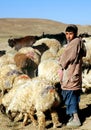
left=0, top=93, right=91, bottom=130
left=0, top=19, right=91, bottom=130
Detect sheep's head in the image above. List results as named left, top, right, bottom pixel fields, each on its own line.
left=8, top=39, right=16, bottom=48
left=40, top=85, right=61, bottom=108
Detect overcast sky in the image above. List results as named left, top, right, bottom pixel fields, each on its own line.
left=0, top=0, right=91, bottom=25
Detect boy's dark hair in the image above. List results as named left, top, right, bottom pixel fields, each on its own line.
left=65, top=24, right=78, bottom=36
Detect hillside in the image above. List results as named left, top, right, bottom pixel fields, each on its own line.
left=0, top=18, right=91, bottom=38
left=0, top=18, right=91, bottom=51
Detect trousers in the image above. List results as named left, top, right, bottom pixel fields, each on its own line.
left=61, top=90, right=80, bottom=116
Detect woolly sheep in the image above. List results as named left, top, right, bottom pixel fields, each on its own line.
left=18, top=47, right=41, bottom=66
left=6, top=78, right=36, bottom=126
left=0, top=74, right=31, bottom=114
left=33, top=38, right=65, bottom=62
left=38, top=59, right=62, bottom=84
left=82, top=37, right=91, bottom=65
left=40, top=44, right=66, bottom=62
left=33, top=38, right=62, bottom=55
left=82, top=68, right=91, bottom=92
left=14, top=47, right=41, bottom=77
left=14, top=53, right=38, bottom=77
left=8, top=35, right=42, bottom=51
left=0, top=64, right=22, bottom=96
left=31, top=77, right=61, bottom=129
left=40, top=49, right=56, bottom=61
left=18, top=47, right=41, bottom=64
left=41, top=32, right=67, bottom=45
left=0, top=52, right=15, bottom=68
left=6, top=76, right=61, bottom=129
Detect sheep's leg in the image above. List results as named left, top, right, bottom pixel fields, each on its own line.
left=23, top=113, right=28, bottom=126
left=51, top=110, right=62, bottom=128
left=7, top=111, right=18, bottom=121
left=14, top=112, right=23, bottom=122
left=37, top=111, right=46, bottom=130
left=0, top=80, right=4, bottom=97
left=0, top=104, right=6, bottom=114
left=28, top=111, right=38, bottom=126
left=1, top=87, right=4, bottom=97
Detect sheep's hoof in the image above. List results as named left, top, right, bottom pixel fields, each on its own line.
left=53, top=122, right=62, bottom=128
left=23, top=122, right=28, bottom=126
left=32, top=120, right=38, bottom=126
left=38, top=126, right=45, bottom=130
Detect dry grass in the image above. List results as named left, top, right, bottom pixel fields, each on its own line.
left=0, top=18, right=91, bottom=37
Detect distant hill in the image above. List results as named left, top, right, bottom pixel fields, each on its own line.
left=0, top=18, right=91, bottom=38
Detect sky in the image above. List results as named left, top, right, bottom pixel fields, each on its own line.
left=0, top=0, right=91, bottom=25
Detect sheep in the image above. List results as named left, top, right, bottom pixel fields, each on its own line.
left=0, top=52, right=16, bottom=68
left=14, top=47, right=41, bottom=77
left=0, top=74, right=31, bottom=115
left=56, top=45, right=66, bottom=58
left=33, top=38, right=62, bottom=55
left=32, top=42, right=49, bottom=55
left=40, top=45, right=66, bottom=62
left=8, top=35, right=43, bottom=51
left=82, top=37, right=91, bottom=65
left=79, top=37, right=91, bottom=93
left=6, top=78, right=36, bottom=126
left=18, top=47, right=41, bottom=65
left=41, top=32, right=67, bottom=46
left=6, top=76, right=61, bottom=129
left=82, top=68, right=91, bottom=93
left=40, top=49, right=56, bottom=61
left=0, top=64, right=22, bottom=96
left=33, top=38, right=62, bottom=62
left=14, top=53, right=38, bottom=77
left=31, top=77, right=62, bottom=129
left=79, top=32, right=91, bottom=38
left=38, top=59, right=62, bottom=84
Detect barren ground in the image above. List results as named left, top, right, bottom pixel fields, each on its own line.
left=0, top=93, right=91, bottom=130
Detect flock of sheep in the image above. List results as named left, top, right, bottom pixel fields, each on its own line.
left=0, top=33, right=91, bottom=130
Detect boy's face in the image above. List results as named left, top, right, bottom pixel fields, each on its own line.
left=65, top=31, right=75, bottom=43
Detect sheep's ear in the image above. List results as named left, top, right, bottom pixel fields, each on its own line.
left=35, top=49, right=41, bottom=55
left=8, top=39, right=10, bottom=42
